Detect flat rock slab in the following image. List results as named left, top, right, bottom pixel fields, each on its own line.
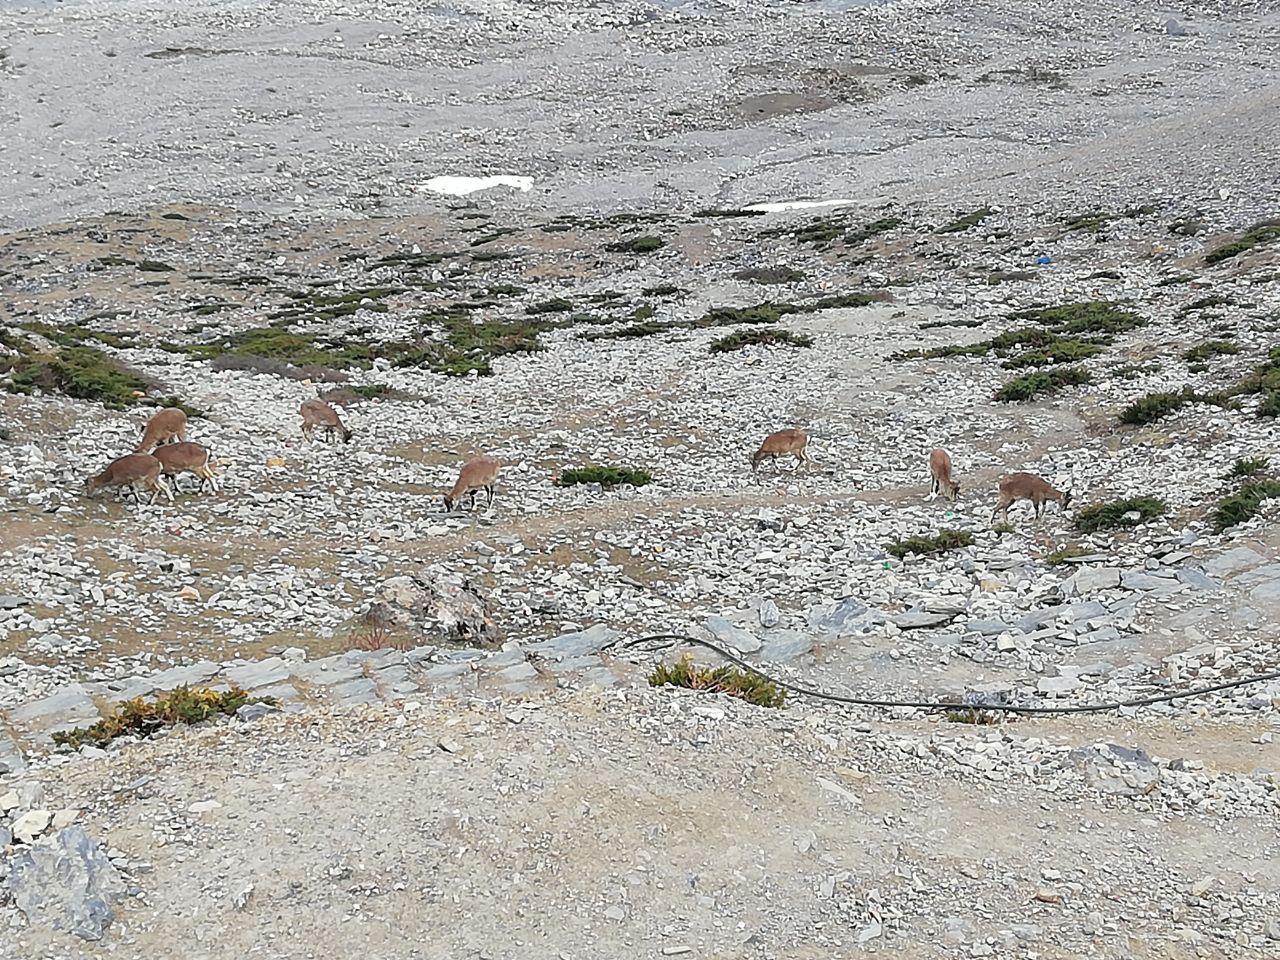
left=329, top=678, right=380, bottom=706
left=1203, top=546, right=1267, bottom=579
left=756, top=629, right=815, bottom=662
left=8, top=684, right=100, bottom=737
left=290, top=655, right=366, bottom=686
left=1176, top=567, right=1220, bottom=591
left=893, top=610, right=955, bottom=630
left=1065, top=566, right=1122, bottom=594
left=0, top=728, right=27, bottom=775
left=805, top=598, right=876, bottom=637
left=702, top=615, right=763, bottom=653
left=0, top=595, right=29, bottom=610
left=962, top=619, right=1010, bottom=637
left=526, top=624, right=620, bottom=661
left=222, top=658, right=290, bottom=690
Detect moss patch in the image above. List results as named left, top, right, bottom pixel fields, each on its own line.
left=605, top=235, right=665, bottom=254
left=936, top=208, right=993, bottom=234
left=886, top=529, right=975, bottom=559
left=994, top=366, right=1091, bottom=401
left=1073, top=496, right=1166, bottom=532
left=557, top=466, right=653, bottom=489
left=1204, top=220, right=1280, bottom=265
left=1210, top=480, right=1280, bottom=532
left=709, top=329, right=813, bottom=353
left=1183, top=340, right=1239, bottom=363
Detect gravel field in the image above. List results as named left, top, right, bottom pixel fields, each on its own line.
left=0, top=0, right=1278, bottom=957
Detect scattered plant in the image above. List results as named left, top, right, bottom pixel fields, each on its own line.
left=649, top=656, right=785, bottom=708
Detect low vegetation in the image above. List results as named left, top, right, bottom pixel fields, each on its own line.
left=1182, top=340, right=1239, bottom=363
left=556, top=466, right=653, bottom=489
left=709, top=329, right=813, bottom=353
left=994, top=366, right=1091, bottom=402
left=1210, top=480, right=1280, bottom=532
left=1010, top=301, right=1145, bottom=337
left=649, top=656, right=785, bottom=708
left=886, top=529, right=975, bottom=559
left=52, top=685, right=272, bottom=750
left=1072, top=496, right=1166, bottom=532
left=734, top=265, right=807, bottom=284
left=605, top=235, right=664, bottom=254
left=1045, top=545, right=1096, bottom=565
left=1226, top=457, right=1268, bottom=480
left=935, top=207, right=993, bottom=234
left=1204, top=219, right=1280, bottom=265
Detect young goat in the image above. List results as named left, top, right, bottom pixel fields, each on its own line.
left=443, top=456, right=500, bottom=512
left=85, top=453, right=173, bottom=505
left=991, top=472, right=1072, bottom=524
left=135, top=407, right=187, bottom=453
left=152, top=442, right=220, bottom=494
left=300, top=399, right=352, bottom=443
left=928, top=448, right=961, bottom=501
left=751, top=428, right=810, bottom=474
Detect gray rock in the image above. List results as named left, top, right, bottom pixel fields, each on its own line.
left=8, top=684, right=100, bottom=738
left=235, top=702, right=279, bottom=723
left=1072, top=744, right=1160, bottom=796
left=893, top=609, right=955, bottom=630
left=0, top=595, right=28, bottom=610
left=7, top=826, right=126, bottom=941
left=1120, top=571, right=1176, bottom=592
left=367, top=573, right=496, bottom=646
left=756, top=629, right=815, bottom=662
left=330, top=677, right=380, bottom=705
left=1065, top=566, right=1122, bottom=594
left=0, top=730, right=27, bottom=775
left=1164, top=18, right=1187, bottom=36
left=703, top=616, right=762, bottom=653
left=1176, top=568, right=1220, bottom=591
left=290, top=654, right=365, bottom=685
left=757, top=599, right=780, bottom=628
left=1203, top=546, right=1266, bottom=579
left=222, top=657, right=290, bottom=690
left=526, top=624, right=619, bottom=661
left=963, top=619, right=1010, bottom=637
left=1037, top=675, right=1082, bottom=696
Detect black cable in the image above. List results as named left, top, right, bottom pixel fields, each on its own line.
left=615, top=633, right=1280, bottom=715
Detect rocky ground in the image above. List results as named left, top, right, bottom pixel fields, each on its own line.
left=1, top=0, right=1279, bottom=957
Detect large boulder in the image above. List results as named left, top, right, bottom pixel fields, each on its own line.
left=7, top=826, right=126, bottom=941
left=368, top=574, right=497, bottom=646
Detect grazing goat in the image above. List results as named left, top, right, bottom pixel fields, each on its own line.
left=300, top=398, right=352, bottom=443
left=991, top=472, right=1072, bottom=524
left=152, top=442, right=220, bottom=494
left=85, top=453, right=173, bottom=505
left=135, top=407, right=187, bottom=453
left=929, top=448, right=961, bottom=501
left=751, top=428, right=810, bottom=474
left=443, top=456, right=500, bottom=512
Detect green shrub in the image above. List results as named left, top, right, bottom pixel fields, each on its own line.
left=52, top=686, right=273, bottom=750
left=583, top=321, right=678, bottom=340
left=606, top=235, right=664, bottom=254
left=1210, top=480, right=1280, bottom=532
left=1002, top=339, right=1106, bottom=368
left=1073, top=496, right=1166, bottom=532
left=1258, top=391, right=1280, bottom=418
left=734, top=265, right=807, bottom=284
left=526, top=297, right=575, bottom=315
left=1204, top=220, right=1280, bottom=265
left=1226, top=457, right=1268, bottom=480
left=1119, top=389, right=1194, bottom=425
left=994, top=367, right=1091, bottom=402
left=649, top=656, right=785, bottom=708
left=1112, top=362, right=1160, bottom=380
left=709, top=329, right=813, bottom=353
left=3, top=345, right=155, bottom=409
left=1011, top=301, right=1145, bottom=336
left=935, top=208, right=993, bottom=234
left=557, top=466, right=653, bottom=489
left=886, top=529, right=975, bottom=559
left=1183, top=340, right=1239, bottom=363
left=1045, top=546, right=1094, bottom=565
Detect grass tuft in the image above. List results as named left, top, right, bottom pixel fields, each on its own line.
left=557, top=466, right=653, bottom=489
left=649, top=656, right=785, bottom=708
left=935, top=208, right=994, bottom=234
left=1226, top=457, right=1268, bottom=480
left=1183, top=340, right=1239, bottom=363
left=52, top=685, right=273, bottom=750
left=1072, top=496, right=1166, bottom=532
left=886, top=529, right=975, bottom=559
left=709, top=329, right=812, bottom=353
left=605, top=236, right=664, bottom=254
left=994, top=367, right=1091, bottom=402
left=1210, top=480, right=1280, bottom=532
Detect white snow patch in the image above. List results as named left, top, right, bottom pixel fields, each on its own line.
left=743, top=199, right=859, bottom=213
left=420, top=175, right=534, bottom=196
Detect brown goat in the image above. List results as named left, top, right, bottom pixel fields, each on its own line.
left=443, top=456, right=500, bottom=512
left=929, top=448, right=960, bottom=502
left=152, top=442, right=220, bottom=494
left=135, top=407, right=187, bottom=453
left=751, top=428, right=810, bottom=474
left=991, top=472, right=1072, bottom=524
left=300, top=399, right=352, bottom=443
left=85, top=453, right=173, bottom=505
